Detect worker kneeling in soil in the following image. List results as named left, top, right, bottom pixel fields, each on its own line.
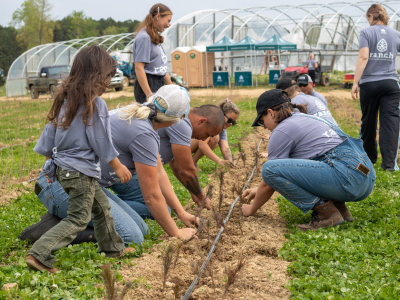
left=19, top=85, right=197, bottom=246
left=241, top=89, right=375, bottom=231
left=157, top=104, right=225, bottom=210
left=296, top=74, right=328, bottom=107
left=276, top=78, right=337, bottom=125
left=191, top=99, right=240, bottom=170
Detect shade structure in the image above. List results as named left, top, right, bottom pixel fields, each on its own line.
left=206, top=36, right=236, bottom=52
left=228, top=36, right=260, bottom=51
left=255, top=35, right=297, bottom=51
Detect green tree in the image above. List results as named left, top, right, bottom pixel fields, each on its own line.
left=0, top=25, right=24, bottom=76
left=11, top=0, right=54, bottom=50
left=67, top=11, right=98, bottom=39
left=102, top=25, right=128, bottom=36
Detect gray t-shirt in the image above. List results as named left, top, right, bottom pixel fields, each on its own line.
left=268, top=113, right=343, bottom=161
left=292, top=93, right=337, bottom=125
left=219, top=129, right=228, bottom=141
left=359, top=25, right=400, bottom=84
left=311, top=89, right=328, bottom=107
left=133, top=28, right=168, bottom=76
left=157, top=116, right=193, bottom=165
left=34, top=97, right=118, bottom=179
left=98, top=111, right=160, bottom=187
left=306, top=59, right=317, bottom=70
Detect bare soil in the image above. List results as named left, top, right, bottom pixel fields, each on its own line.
left=120, top=128, right=290, bottom=300
left=0, top=169, right=40, bottom=205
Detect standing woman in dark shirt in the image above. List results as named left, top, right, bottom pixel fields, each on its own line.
left=133, top=4, right=173, bottom=103
left=351, top=4, right=400, bottom=171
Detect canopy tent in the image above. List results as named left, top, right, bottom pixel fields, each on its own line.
left=255, top=35, right=297, bottom=80
left=254, top=34, right=297, bottom=51
left=228, top=36, right=259, bottom=51
left=206, top=36, right=236, bottom=52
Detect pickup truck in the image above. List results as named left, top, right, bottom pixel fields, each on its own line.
left=27, top=65, right=70, bottom=99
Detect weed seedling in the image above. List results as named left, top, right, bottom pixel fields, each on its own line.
left=224, top=255, right=246, bottom=295
left=100, top=262, right=132, bottom=300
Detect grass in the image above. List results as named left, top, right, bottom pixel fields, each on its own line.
left=278, top=94, right=400, bottom=299
left=0, top=91, right=254, bottom=298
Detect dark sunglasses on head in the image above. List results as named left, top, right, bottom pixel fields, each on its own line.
left=224, top=114, right=237, bottom=126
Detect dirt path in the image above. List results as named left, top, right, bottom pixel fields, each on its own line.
left=120, top=128, right=290, bottom=300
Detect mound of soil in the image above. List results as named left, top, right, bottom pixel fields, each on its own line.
left=120, top=128, right=290, bottom=299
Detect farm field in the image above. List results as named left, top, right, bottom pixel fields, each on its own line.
left=0, top=86, right=400, bottom=299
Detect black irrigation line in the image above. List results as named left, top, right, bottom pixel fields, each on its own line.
left=181, top=138, right=263, bottom=300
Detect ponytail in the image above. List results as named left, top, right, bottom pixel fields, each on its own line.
left=117, top=96, right=181, bottom=124
left=218, top=98, right=240, bottom=115
left=134, top=3, right=173, bottom=44
left=367, top=4, right=389, bottom=26
left=267, top=102, right=308, bottom=124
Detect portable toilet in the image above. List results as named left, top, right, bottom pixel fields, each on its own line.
left=186, top=46, right=214, bottom=87
left=170, top=47, right=190, bottom=84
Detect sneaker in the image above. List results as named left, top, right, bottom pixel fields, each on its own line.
left=297, top=200, right=344, bottom=232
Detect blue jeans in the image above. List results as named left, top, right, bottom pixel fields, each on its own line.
left=36, top=173, right=149, bottom=247
left=109, top=173, right=171, bottom=220
left=262, top=114, right=376, bottom=213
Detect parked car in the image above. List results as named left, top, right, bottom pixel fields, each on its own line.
left=27, top=65, right=70, bottom=99
left=109, top=69, right=124, bottom=91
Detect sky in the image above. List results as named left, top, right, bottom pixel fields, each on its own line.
left=1, top=0, right=337, bottom=27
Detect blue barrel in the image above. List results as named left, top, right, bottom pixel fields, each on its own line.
left=213, top=72, right=229, bottom=86
left=269, top=70, right=282, bottom=84
left=234, top=71, right=252, bottom=86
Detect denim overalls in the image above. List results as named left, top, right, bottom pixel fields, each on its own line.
left=262, top=114, right=376, bottom=213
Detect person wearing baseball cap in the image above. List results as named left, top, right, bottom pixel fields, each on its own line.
left=20, top=85, right=197, bottom=247
left=276, top=77, right=337, bottom=125
left=240, top=89, right=375, bottom=231
left=297, top=74, right=328, bottom=107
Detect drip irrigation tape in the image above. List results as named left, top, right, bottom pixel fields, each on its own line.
left=181, top=139, right=263, bottom=300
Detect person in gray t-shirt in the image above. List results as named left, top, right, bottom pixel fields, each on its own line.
left=191, top=99, right=240, bottom=170
left=241, top=89, right=375, bottom=232
left=158, top=105, right=225, bottom=209
left=351, top=4, right=400, bottom=171
left=133, top=4, right=174, bottom=103
left=277, top=77, right=337, bottom=125
left=306, top=53, right=318, bottom=84
left=297, top=74, right=328, bottom=107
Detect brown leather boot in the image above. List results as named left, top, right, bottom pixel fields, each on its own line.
left=332, top=201, right=353, bottom=222
left=297, top=200, right=344, bottom=232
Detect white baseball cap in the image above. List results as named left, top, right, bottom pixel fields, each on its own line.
left=152, top=85, right=191, bottom=117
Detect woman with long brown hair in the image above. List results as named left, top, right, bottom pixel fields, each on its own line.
left=241, top=89, right=375, bottom=232
left=133, top=3, right=173, bottom=103
left=351, top=4, right=400, bottom=171
left=26, top=45, right=132, bottom=273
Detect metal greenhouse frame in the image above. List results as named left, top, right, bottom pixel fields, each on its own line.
left=6, top=0, right=400, bottom=97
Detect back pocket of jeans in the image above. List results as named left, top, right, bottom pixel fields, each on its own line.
left=342, top=165, right=368, bottom=200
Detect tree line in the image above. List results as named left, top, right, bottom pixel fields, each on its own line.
left=0, top=0, right=140, bottom=77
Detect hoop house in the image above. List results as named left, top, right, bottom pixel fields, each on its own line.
left=6, top=0, right=400, bottom=96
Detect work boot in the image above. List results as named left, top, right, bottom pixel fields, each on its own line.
left=19, top=212, right=97, bottom=244
left=297, top=200, right=344, bottom=232
left=332, top=201, right=354, bottom=222
left=18, top=212, right=62, bottom=242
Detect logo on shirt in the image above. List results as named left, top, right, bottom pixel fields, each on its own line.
left=377, top=39, right=387, bottom=52
left=380, top=29, right=387, bottom=34
left=322, top=129, right=338, bottom=143
left=315, top=99, right=326, bottom=110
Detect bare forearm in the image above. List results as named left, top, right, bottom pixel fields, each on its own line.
left=250, top=180, right=275, bottom=213
left=199, top=144, right=221, bottom=164
left=146, top=196, right=180, bottom=236
left=170, top=160, right=205, bottom=199
left=164, top=73, right=173, bottom=85
left=220, top=145, right=233, bottom=162
left=135, top=66, right=152, bottom=96
left=158, top=167, right=185, bottom=215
